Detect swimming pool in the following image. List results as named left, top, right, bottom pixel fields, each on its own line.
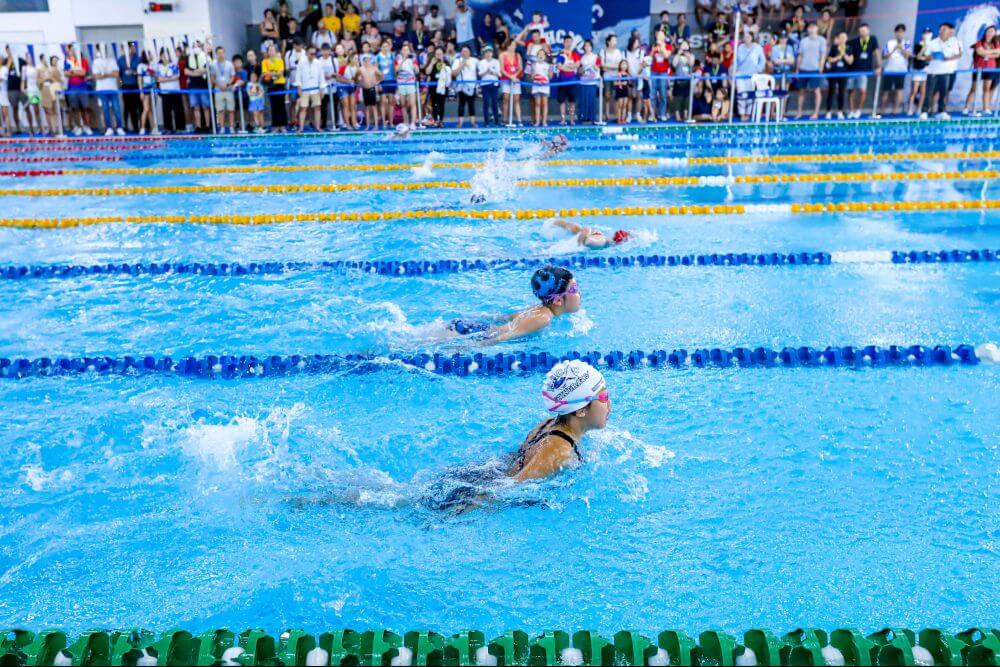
left=0, top=122, right=998, bottom=660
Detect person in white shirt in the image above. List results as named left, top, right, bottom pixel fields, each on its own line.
left=599, top=34, right=623, bottom=120
left=454, top=0, right=475, bottom=52
left=477, top=44, right=501, bottom=126
left=880, top=24, right=911, bottom=116
left=425, top=4, right=445, bottom=32
left=734, top=31, right=766, bottom=120
left=451, top=45, right=478, bottom=128
left=312, top=24, right=336, bottom=50
left=210, top=46, right=236, bottom=133
left=921, top=22, right=961, bottom=119
left=20, top=53, right=42, bottom=135
left=92, top=47, right=125, bottom=135
left=296, top=46, right=325, bottom=131
left=317, top=44, right=337, bottom=128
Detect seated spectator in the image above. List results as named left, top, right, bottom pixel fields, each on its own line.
left=692, top=84, right=715, bottom=121
left=321, top=3, right=342, bottom=34
left=672, top=13, right=692, bottom=43
left=816, top=9, right=834, bottom=42
left=710, top=85, right=730, bottom=121
left=260, top=8, right=280, bottom=52
left=709, top=11, right=730, bottom=47
left=389, top=0, right=411, bottom=24
left=695, top=0, right=714, bottom=30
left=313, top=22, right=337, bottom=50
left=842, top=0, right=865, bottom=36
left=409, top=18, right=430, bottom=52
left=477, top=12, right=497, bottom=55
left=655, top=11, right=671, bottom=39
left=277, top=2, right=293, bottom=42
left=390, top=20, right=408, bottom=50
left=343, top=4, right=362, bottom=35
left=300, top=1, right=323, bottom=34
left=285, top=18, right=303, bottom=51
left=425, top=4, right=445, bottom=32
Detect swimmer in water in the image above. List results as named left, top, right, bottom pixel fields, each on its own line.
left=390, top=122, right=411, bottom=139
left=550, top=219, right=631, bottom=249
left=540, top=133, right=569, bottom=158
left=446, top=265, right=582, bottom=343
left=425, top=359, right=611, bottom=513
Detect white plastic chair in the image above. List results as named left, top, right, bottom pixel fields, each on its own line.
left=751, top=74, right=782, bottom=123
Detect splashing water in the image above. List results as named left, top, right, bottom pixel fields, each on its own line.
left=411, top=151, right=446, bottom=179
left=467, top=146, right=541, bottom=204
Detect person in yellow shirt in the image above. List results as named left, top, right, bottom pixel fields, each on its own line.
left=342, top=4, right=361, bottom=35
left=261, top=44, right=288, bottom=130
left=321, top=2, right=342, bottom=34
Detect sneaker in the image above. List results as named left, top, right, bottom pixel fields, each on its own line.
left=824, top=112, right=832, bottom=120
left=937, top=111, right=951, bottom=120
left=919, top=112, right=929, bottom=120
left=139, top=128, right=147, bottom=135
left=72, top=126, right=82, bottom=136
left=116, top=127, right=125, bottom=136
left=837, top=112, right=845, bottom=120
left=82, top=127, right=93, bottom=135
left=186, top=124, right=194, bottom=132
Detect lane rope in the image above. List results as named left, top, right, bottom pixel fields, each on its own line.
left=2, top=343, right=996, bottom=380
left=2, top=169, right=997, bottom=198
left=2, top=249, right=996, bottom=281
left=2, top=198, right=998, bottom=229
left=2, top=149, right=998, bottom=178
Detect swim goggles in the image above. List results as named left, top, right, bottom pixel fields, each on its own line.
left=544, top=281, right=580, bottom=303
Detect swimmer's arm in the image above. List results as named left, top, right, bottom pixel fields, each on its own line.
left=552, top=219, right=584, bottom=235
left=480, top=310, right=550, bottom=344
left=513, top=439, right=574, bottom=481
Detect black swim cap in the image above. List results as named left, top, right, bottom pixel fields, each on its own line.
left=531, top=265, right=573, bottom=301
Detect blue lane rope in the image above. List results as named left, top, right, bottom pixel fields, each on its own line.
left=0, top=344, right=987, bottom=380
left=1, top=250, right=996, bottom=281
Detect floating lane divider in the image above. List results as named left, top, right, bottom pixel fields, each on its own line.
left=2, top=249, right=997, bottom=281
left=2, top=170, right=997, bottom=198
left=3, top=199, right=999, bottom=229
left=2, top=149, right=998, bottom=178
left=4, top=626, right=1000, bottom=667
left=2, top=344, right=998, bottom=380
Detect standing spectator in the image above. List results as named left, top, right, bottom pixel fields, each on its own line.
left=881, top=24, right=911, bottom=116
left=260, top=9, right=280, bottom=52
left=136, top=51, right=155, bottom=134
left=477, top=13, right=497, bottom=55
left=389, top=0, right=411, bottom=24
left=531, top=50, right=552, bottom=126
left=577, top=39, right=601, bottom=123
left=770, top=32, right=795, bottom=91
left=671, top=40, right=695, bottom=122
left=965, top=26, right=999, bottom=116
left=816, top=9, right=834, bottom=42
left=185, top=42, right=211, bottom=132
left=794, top=23, right=827, bottom=119
left=0, top=53, right=11, bottom=137
left=300, top=0, right=323, bottom=34
left=210, top=46, right=236, bottom=133
left=20, top=53, right=41, bottom=135
left=262, top=43, right=289, bottom=131
left=613, top=60, right=631, bottom=123
left=357, top=49, right=382, bottom=129
left=119, top=43, right=142, bottom=132
left=921, top=22, right=961, bottom=119
left=396, top=43, right=419, bottom=128
left=232, top=54, right=249, bottom=127
left=599, top=34, right=623, bottom=121
left=247, top=71, right=266, bottom=132
left=410, top=18, right=431, bottom=53
left=318, top=43, right=337, bottom=129
left=295, top=46, right=324, bottom=132
left=425, top=4, right=445, bottom=32
left=156, top=49, right=185, bottom=133
left=5, top=48, right=24, bottom=134
left=734, top=31, right=765, bottom=120
left=825, top=31, right=852, bottom=119
left=554, top=35, right=579, bottom=125
left=478, top=44, right=501, bottom=126
left=285, top=19, right=304, bottom=49
left=92, top=46, right=125, bottom=135
left=625, top=36, right=645, bottom=122
left=673, top=13, right=692, bottom=43
left=339, top=52, right=359, bottom=130
left=846, top=23, right=879, bottom=118
left=423, top=46, right=448, bottom=126
left=63, top=45, right=92, bottom=135
left=907, top=28, right=932, bottom=116
left=655, top=11, right=671, bottom=38
left=452, top=44, right=479, bottom=128
left=455, top=0, right=476, bottom=53
left=649, top=30, right=671, bottom=121
left=39, top=54, right=65, bottom=136
left=390, top=21, right=408, bottom=51
left=500, top=38, right=523, bottom=125
left=375, top=40, right=397, bottom=128
left=278, top=3, right=293, bottom=45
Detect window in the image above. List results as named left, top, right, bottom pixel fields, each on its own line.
left=0, top=0, right=50, bottom=11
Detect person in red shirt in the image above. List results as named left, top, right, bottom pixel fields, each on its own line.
left=965, top=26, right=999, bottom=115
left=555, top=35, right=580, bottom=124
left=175, top=45, right=193, bottom=131
left=649, top=29, right=672, bottom=121
left=63, top=45, right=93, bottom=134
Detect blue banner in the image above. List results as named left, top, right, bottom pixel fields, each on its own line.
left=468, top=0, right=651, bottom=45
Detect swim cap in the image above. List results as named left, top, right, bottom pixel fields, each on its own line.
left=613, top=229, right=630, bottom=244
left=531, top=265, right=573, bottom=301
left=542, top=360, right=606, bottom=415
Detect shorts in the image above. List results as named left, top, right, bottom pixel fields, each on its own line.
left=397, top=82, right=417, bottom=96
left=798, top=71, right=823, bottom=90
left=299, top=90, right=322, bottom=107
left=641, top=81, right=651, bottom=100
left=66, top=91, right=91, bottom=110
left=380, top=81, right=397, bottom=95
left=362, top=87, right=378, bottom=106
left=500, top=80, right=519, bottom=95
left=911, top=71, right=927, bottom=83
left=983, top=71, right=1000, bottom=85
left=556, top=83, right=576, bottom=104
left=214, top=91, right=235, bottom=111
left=532, top=86, right=550, bottom=97
left=613, top=86, right=630, bottom=100
left=248, top=99, right=264, bottom=112
left=8, top=89, right=24, bottom=108
left=188, top=91, right=211, bottom=108
left=448, top=319, right=490, bottom=336
left=670, top=87, right=690, bottom=113
left=846, top=74, right=869, bottom=90
left=883, top=73, right=906, bottom=91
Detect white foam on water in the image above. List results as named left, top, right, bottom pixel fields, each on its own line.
left=181, top=417, right=262, bottom=471
left=364, top=301, right=453, bottom=344
left=588, top=427, right=676, bottom=471
left=468, top=146, right=540, bottom=203
left=411, top=150, right=446, bottom=179
left=566, top=308, right=594, bottom=336
left=20, top=464, right=75, bottom=492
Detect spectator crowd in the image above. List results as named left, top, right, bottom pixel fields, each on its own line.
left=0, top=0, right=997, bottom=136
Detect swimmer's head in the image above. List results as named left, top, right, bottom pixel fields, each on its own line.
left=531, top=265, right=581, bottom=312
left=613, top=229, right=630, bottom=244
left=542, top=360, right=610, bottom=428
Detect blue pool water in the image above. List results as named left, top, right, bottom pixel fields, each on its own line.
left=0, top=123, right=998, bottom=636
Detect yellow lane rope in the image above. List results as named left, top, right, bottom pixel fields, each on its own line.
left=3, top=199, right=997, bottom=229
left=2, top=170, right=996, bottom=198
left=38, top=149, right=1000, bottom=177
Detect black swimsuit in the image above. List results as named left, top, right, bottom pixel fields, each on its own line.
left=511, top=418, right=583, bottom=473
